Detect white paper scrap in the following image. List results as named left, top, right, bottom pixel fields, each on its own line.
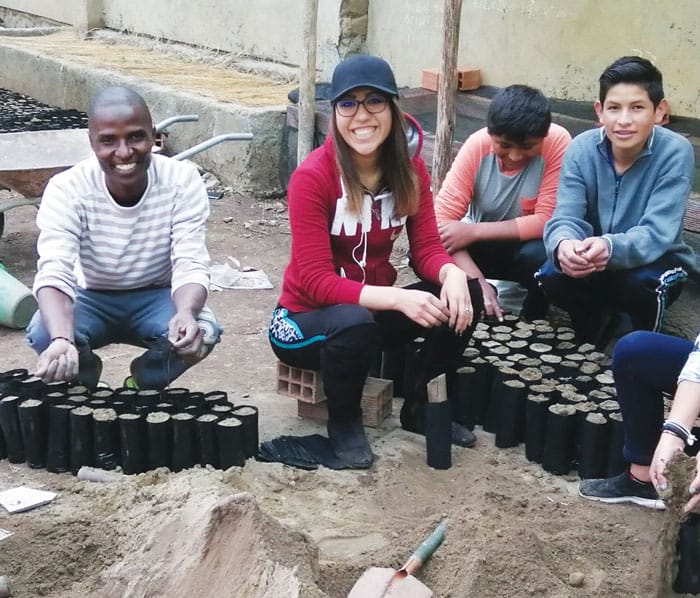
left=210, top=262, right=273, bottom=290
left=0, top=486, right=57, bottom=513
left=0, top=528, right=13, bottom=542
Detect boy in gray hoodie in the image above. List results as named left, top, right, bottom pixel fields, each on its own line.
left=538, top=56, right=695, bottom=348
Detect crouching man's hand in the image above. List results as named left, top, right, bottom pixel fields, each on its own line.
left=35, top=337, right=79, bottom=384
left=168, top=311, right=204, bottom=358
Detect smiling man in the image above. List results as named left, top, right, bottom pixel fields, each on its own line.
left=537, top=56, right=695, bottom=349
left=435, top=85, right=571, bottom=321
left=26, top=86, right=222, bottom=390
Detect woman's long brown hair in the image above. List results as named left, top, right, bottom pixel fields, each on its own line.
left=332, top=97, right=419, bottom=218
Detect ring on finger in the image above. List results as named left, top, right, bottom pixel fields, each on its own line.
left=464, top=306, right=473, bottom=313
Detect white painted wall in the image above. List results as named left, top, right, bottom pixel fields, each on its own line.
left=0, top=0, right=77, bottom=24
left=369, top=0, right=700, bottom=118
left=2, top=0, right=698, bottom=117
left=102, top=0, right=343, bottom=81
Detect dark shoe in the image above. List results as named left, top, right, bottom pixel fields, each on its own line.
left=130, top=337, right=175, bottom=390
left=451, top=422, right=477, bottom=448
left=520, top=290, right=549, bottom=323
left=400, top=400, right=476, bottom=448
left=327, top=417, right=373, bottom=469
left=77, top=348, right=103, bottom=391
left=578, top=470, right=664, bottom=510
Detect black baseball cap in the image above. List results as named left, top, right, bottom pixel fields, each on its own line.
left=330, top=55, right=399, bottom=102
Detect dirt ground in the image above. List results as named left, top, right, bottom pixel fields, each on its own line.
left=0, top=190, right=690, bottom=598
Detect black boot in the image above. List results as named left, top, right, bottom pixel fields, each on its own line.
left=327, top=417, right=373, bottom=469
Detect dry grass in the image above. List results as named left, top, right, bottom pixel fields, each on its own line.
left=2, top=30, right=296, bottom=106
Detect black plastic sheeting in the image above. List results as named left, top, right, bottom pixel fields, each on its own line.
left=0, top=88, right=87, bottom=134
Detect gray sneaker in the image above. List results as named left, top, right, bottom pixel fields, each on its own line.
left=579, top=470, right=664, bottom=510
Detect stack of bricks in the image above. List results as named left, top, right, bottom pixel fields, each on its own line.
left=276, top=362, right=393, bottom=428
left=420, top=66, right=481, bottom=92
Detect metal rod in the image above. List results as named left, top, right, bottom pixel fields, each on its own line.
left=171, top=133, right=254, bottom=161
left=154, top=114, right=200, bottom=133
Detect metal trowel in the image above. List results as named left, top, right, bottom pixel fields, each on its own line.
left=347, top=521, right=446, bottom=598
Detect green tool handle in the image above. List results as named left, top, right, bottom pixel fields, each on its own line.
left=411, top=520, right=447, bottom=564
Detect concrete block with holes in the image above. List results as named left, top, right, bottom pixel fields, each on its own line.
left=296, top=377, right=393, bottom=428
left=276, top=362, right=394, bottom=427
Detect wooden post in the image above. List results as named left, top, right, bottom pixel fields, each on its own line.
left=427, top=374, right=448, bottom=405
left=297, top=0, right=319, bottom=165
left=431, top=0, right=463, bottom=194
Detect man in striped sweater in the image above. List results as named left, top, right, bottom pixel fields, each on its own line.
left=26, top=86, right=222, bottom=390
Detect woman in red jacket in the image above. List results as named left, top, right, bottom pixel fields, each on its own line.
left=269, top=55, right=482, bottom=468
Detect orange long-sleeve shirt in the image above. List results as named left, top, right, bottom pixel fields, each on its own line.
left=435, top=124, right=571, bottom=240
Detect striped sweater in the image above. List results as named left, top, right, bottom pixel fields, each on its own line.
left=33, top=153, right=210, bottom=300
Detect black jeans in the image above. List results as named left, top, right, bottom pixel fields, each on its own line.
left=468, top=239, right=547, bottom=299
left=537, top=254, right=687, bottom=333
left=268, top=280, right=483, bottom=423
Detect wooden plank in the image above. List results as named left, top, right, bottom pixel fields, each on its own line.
left=685, top=194, right=700, bottom=234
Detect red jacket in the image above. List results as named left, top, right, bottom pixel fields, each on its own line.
left=278, top=115, right=454, bottom=313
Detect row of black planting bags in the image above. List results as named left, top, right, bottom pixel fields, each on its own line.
left=0, top=369, right=259, bottom=475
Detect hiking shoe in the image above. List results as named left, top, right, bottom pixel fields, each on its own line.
left=578, top=470, right=665, bottom=510
left=123, top=376, right=139, bottom=390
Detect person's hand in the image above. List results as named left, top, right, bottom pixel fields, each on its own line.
left=556, top=239, right=597, bottom=278
left=439, top=266, right=474, bottom=333
left=478, top=279, right=504, bottom=322
left=649, top=432, right=686, bottom=495
left=394, top=288, right=450, bottom=329
left=577, top=236, right=610, bottom=271
left=168, top=311, right=204, bottom=357
left=686, top=453, right=700, bottom=513
left=438, top=221, right=479, bottom=254
left=35, top=337, right=79, bottom=384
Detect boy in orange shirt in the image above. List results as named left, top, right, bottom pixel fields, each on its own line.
left=435, top=85, right=571, bottom=321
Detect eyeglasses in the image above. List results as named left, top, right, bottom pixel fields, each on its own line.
left=335, top=94, right=389, bottom=117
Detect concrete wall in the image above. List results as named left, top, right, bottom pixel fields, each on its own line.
left=0, top=0, right=75, bottom=25
left=0, top=43, right=286, bottom=196
left=369, top=0, right=700, bottom=119
left=1, top=0, right=698, bottom=118
left=101, top=0, right=344, bottom=82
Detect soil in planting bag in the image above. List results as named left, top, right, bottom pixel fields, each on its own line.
left=70, top=406, right=94, bottom=474
left=146, top=411, right=172, bottom=470
left=231, top=405, right=259, bottom=459
left=171, top=413, right=197, bottom=472
left=118, top=413, right=147, bottom=475
left=46, top=403, right=73, bottom=473
left=542, top=404, right=577, bottom=475
left=525, top=394, right=550, bottom=463
left=216, top=416, right=246, bottom=469
left=0, top=395, right=24, bottom=463
left=92, top=408, right=119, bottom=470
left=577, top=412, right=610, bottom=479
left=196, top=413, right=219, bottom=467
